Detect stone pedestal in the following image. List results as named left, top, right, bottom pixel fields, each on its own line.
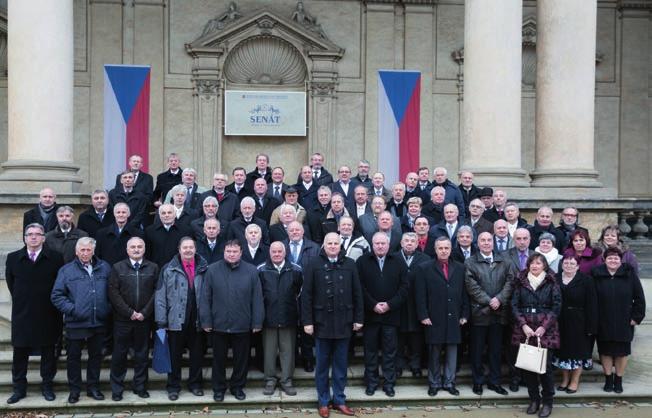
left=460, top=0, right=528, bottom=187
left=0, top=0, right=81, bottom=192
left=530, top=0, right=601, bottom=188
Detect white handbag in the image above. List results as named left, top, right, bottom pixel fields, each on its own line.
left=515, top=337, right=547, bottom=374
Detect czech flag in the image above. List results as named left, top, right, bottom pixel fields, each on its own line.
left=103, top=65, right=151, bottom=189
left=377, top=70, right=421, bottom=184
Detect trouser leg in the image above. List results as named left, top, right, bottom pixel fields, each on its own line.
left=487, top=323, right=503, bottom=385
left=186, top=328, right=205, bottom=390
left=363, top=323, right=380, bottom=388
left=166, top=330, right=185, bottom=393
left=428, top=344, right=442, bottom=389
left=380, top=325, right=398, bottom=388
left=11, top=347, right=29, bottom=395
left=331, top=338, right=350, bottom=406
left=39, top=345, right=57, bottom=391
left=85, top=330, right=105, bottom=391
left=132, top=321, right=151, bottom=391
left=66, top=338, right=84, bottom=394
left=314, top=338, right=333, bottom=407
left=278, top=327, right=296, bottom=386
left=407, top=331, right=424, bottom=371
left=109, top=321, right=132, bottom=394
left=524, top=370, right=541, bottom=402
left=211, top=332, right=228, bottom=394
left=470, top=325, right=487, bottom=385
left=263, top=328, right=279, bottom=384
left=443, top=344, right=458, bottom=388
left=229, top=332, right=251, bottom=390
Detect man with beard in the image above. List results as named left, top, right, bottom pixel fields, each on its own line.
left=45, top=206, right=88, bottom=263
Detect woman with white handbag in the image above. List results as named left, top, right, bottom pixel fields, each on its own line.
left=511, top=253, right=562, bottom=417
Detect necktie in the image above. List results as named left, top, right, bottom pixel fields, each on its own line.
left=274, top=186, right=280, bottom=199
left=186, top=187, right=192, bottom=203
left=447, top=224, right=454, bottom=238
left=499, top=239, right=505, bottom=251
left=217, top=193, right=224, bottom=202
left=29, top=251, right=36, bottom=262
left=442, top=262, right=449, bottom=280
left=378, top=258, right=384, bottom=270
left=184, top=263, right=195, bottom=288
left=313, top=170, right=319, bottom=179
left=134, top=262, right=140, bottom=270
left=291, top=241, right=299, bottom=263
left=405, top=255, right=413, bottom=266
left=341, top=237, right=349, bottom=250
left=98, top=212, right=104, bottom=222
left=519, top=252, right=527, bottom=270
left=259, top=198, right=264, bottom=208
left=463, top=249, right=470, bottom=259
left=485, top=257, right=492, bottom=264
left=209, top=242, right=216, bottom=251
left=376, top=190, right=381, bottom=196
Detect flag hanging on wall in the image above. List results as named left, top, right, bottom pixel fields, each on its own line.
left=103, top=64, right=151, bottom=189
left=377, top=70, right=421, bottom=184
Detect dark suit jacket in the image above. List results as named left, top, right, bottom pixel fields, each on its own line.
left=241, top=244, right=269, bottom=266
left=199, top=189, right=240, bottom=223
left=493, top=234, right=513, bottom=253
left=269, top=223, right=289, bottom=243
left=428, top=221, right=461, bottom=248
left=266, top=183, right=289, bottom=201
left=77, top=207, right=115, bottom=238
left=459, top=183, right=481, bottom=218
left=296, top=181, right=320, bottom=211
left=357, top=213, right=402, bottom=251
left=504, top=247, right=531, bottom=273
left=225, top=182, right=252, bottom=201
left=253, top=195, right=280, bottom=225
left=23, top=204, right=60, bottom=233
left=245, top=167, right=272, bottom=193
left=356, top=252, right=408, bottom=326
left=386, top=200, right=407, bottom=218
left=451, top=244, right=477, bottom=264
left=283, top=238, right=320, bottom=271
left=226, top=216, right=270, bottom=247
left=153, top=169, right=182, bottom=203
left=393, top=250, right=431, bottom=332
left=467, top=216, right=494, bottom=237
left=297, top=167, right=333, bottom=187
left=330, top=180, right=360, bottom=207
left=115, top=171, right=154, bottom=201
left=108, top=188, right=149, bottom=226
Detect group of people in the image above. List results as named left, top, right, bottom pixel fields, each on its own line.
left=6, top=152, right=646, bottom=418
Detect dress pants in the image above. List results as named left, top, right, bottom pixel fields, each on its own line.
left=67, top=329, right=104, bottom=394
left=523, top=355, right=554, bottom=406
left=315, top=337, right=350, bottom=407
left=298, top=328, right=315, bottom=365
left=397, top=331, right=424, bottom=372
left=110, top=320, right=151, bottom=394
left=363, top=323, right=398, bottom=389
left=167, top=326, right=205, bottom=394
left=470, top=323, right=503, bottom=385
left=211, top=331, right=251, bottom=394
left=427, top=343, right=458, bottom=389
left=263, top=326, right=296, bottom=386
left=12, top=346, right=57, bottom=394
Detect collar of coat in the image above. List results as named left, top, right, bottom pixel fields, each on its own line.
left=516, top=270, right=556, bottom=291
left=260, top=258, right=300, bottom=272
left=592, top=262, right=633, bottom=279
left=167, top=254, right=208, bottom=275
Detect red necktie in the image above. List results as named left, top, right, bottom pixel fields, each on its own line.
left=442, top=262, right=449, bottom=280
left=217, top=193, right=224, bottom=202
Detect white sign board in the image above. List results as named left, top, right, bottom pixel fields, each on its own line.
left=224, top=90, right=307, bottom=136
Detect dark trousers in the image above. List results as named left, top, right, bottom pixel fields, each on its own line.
left=110, top=320, right=151, bottom=394
left=12, top=346, right=57, bottom=394
left=298, top=328, right=315, bottom=364
left=523, top=356, right=555, bottom=406
left=397, top=330, right=424, bottom=372
left=167, top=326, right=204, bottom=394
left=67, top=329, right=104, bottom=394
left=315, top=337, right=350, bottom=407
left=210, top=331, right=251, bottom=394
left=363, top=323, right=398, bottom=389
left=470, top=323, right=503, bottom=385
left=428, top=343, right=458, bottom=389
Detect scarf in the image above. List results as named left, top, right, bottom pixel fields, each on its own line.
left=534, top=246, right=559, bottom=267
left=527, top=271, right=546, bottom=290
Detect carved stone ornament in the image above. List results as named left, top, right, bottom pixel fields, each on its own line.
left=200, top=1, right=242, bottom=38
left=290, top=1, right=328, bottom=40
left=194, top=79, right=220, bottom=97
left=224, top=36, right=307, bottom=85
left=309, top=81, right=337, bottom=97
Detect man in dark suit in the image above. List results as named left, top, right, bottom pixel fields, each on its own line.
left=77, top=190, right=114, bottom=238
left=370, top=172, right=391, bottom=202
left=109, top=171, right=149, bottom=226
left=484, top=189, right=508, bottom=224
left=200, top=172, right=239, bottom=224
left=96, top=203, right=146, bottom=265
left=22, top=187, right=59, bottom=233
left=451, top=225, right=477, bottom=263
left=163, top=168, right=206, bottom=210
left=357, top=232, right=408, bottom=397
left=428, top=204, right=462, bottom=249
left=351, top=185, right=372, bottom=231
left=416, top=167, right=431, bottom=195
left=153, top=153, right=182, bottom=208
left=493, top=219, right=513, bottom=253
left=227, top=196, right=270, bottom=247
left=269, top=204, right=297, bottom=243
left=330, top=165, right=359, bottom=208
left=466, top=198, right=493, bottom=237
left=353, top=159, right=372, bottom=189
left=113, top=154, right=154, bottom=202
left=245, top=153, right=272, bottom=193
left=241, top=224, right=268, bottom=266
left=195, top=218, right=227, bottom=265
left=296, top=165, right=320, bottom=211
left=225, top=167, right=251, bottom=201
left=145, top=204, right=191, bottom=268
left=267, top=166, right=288, bottom=202
left=297, top=152, right=333, bottom=187
left=252, top=178, right=280, bottom=225
left=386, top=182, right=407, bottom=218
left=422, top=186, right=445, bottom=225
left=5, top=223, right=64, bottom=404
left=404, top=172, right=421, bottom=200
left=305, top=186, right=332, bottom=245
left=479, top=187, right=497, bottom=222
left=458, top=171, right=480, bottom=219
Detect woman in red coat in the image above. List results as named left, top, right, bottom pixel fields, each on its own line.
left=511, top=253, right=562, bottom=418
left=563, top=229, right=602, bottom=275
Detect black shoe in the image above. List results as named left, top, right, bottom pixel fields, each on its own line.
left=428, top=387, right=439, bottom=396
left=365, top=386, right=376, bottom=396
left=411, top=368, right=423, bottom=377
left=111, top=392, right=123, bottom=402
left=86, top=389, right=105, bottom=400
left=396, top=368, right=403, bottom=378
left=603, top=374, right=614, bottom=392
left=526, top=400, right=540, bottom=415
left=6, top=392, right=25, bottom=404
left=68, top=392, right=80, bottom=404
left=487, top=384, right=508, bottom=395
left=509, top=382, right=520, bottom=392
left=134, top=390, right=150, bottom=398
left=614, top=375, right=623, bottom=393
left=556, top=385, right=568, bottom=391
left=304, top=361, right=315, bottom=373
left=539, top=404, right=552, bottom=418
left=565, top=388, right=577, bottom=394
left=472, top=384, right=483, bottom=395
left=383, top=387, right=395, bottom=397
left=190, top=388, right=204, bottom=397
left=214, top=391, right=225, bottom=402
left=231, top=388, right=246, bottom=401
left=168, top=392, right=179, bottom=401
left=42, top=388, right=56, bottom=401
left=583, top=362, right=593, bottom=371
left=446, top=385, right=460, bottom=396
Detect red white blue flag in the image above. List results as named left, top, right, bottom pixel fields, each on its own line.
left=103, top=65, right=151, bottom=189
left=377, top=70, right=421, bottom=184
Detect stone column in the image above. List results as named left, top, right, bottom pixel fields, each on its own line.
left=461, top=0, right=528, bottom=187
left=0, top=0, right=81, bottom=192
left=530, top=0, right=601, bottom=187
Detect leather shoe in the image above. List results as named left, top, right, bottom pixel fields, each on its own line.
left=472, top=384, right=483, bottom=395
left=412, top=368, right=423, bottom=377
left=213, top=391, right=224, bottom=402
left=304, top=360, right=315, bottom=373
left=86, top=389, right=105, bottom=400
left=42, top=389, right=56, bottom=401
left=190, top=388, right=204, bottom=397
left=526, top=400, right=540, bottom=415
left=556, top=385, right=568, bottom=391
left=6, top=392, right=25, bottom=404
left=333, top=404, right=355, bottom=416
left=134, top=390, right=150, bottom=398
left=318, top=406, right=330, bottom=418
left=565, top=387, right=577, bottom=394
left=446, top=385, right=460, bottom=396
left=263, top=381, right=276, bottom=396
left=487, top=384, right=508, bottom=395
left=383, top=387, right=395, bottom=397
left=509, top=382, right=520, bottom=392
left=168, top=392, right=179, bottom=401
left=111, top=392, right=123, bottom=402
left=365, top=386, right=376, bottom=396
left=281, top=384, right=297, bottom=396
left=231, top=388, right=246, bottom=400
left=539, top=404, right=552, bottom=417
left=68, top=392, right=80, bottom=404
left=428, top=387, right=439, bottom=396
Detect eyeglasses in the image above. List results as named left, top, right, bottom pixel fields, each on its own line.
left=469, top=204, right=484, bottom=209
left=562, top=213, right=578, bottom=217
left=25, top=233, right=44, bottom=237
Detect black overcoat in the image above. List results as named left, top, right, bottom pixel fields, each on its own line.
left=415, top=259, right=469, bottom=344
left=394, top=250, right=431, bottom=332
left=5, top=247, right=64, bottom=347
left=555, top=272, right=598, bottom=359
left=356, top=252, right=408, bottom=327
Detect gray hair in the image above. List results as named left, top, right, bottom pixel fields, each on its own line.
left=113, top=202, right=131, bottom=215
left=240, top=196, right=255, bottom=208
left=24, top=223, right=45, bottom=235
left=56, top=205, right=74, bottom=215
left=245, top=223, right=262, bottom=234
left=538, top=232, right=556, bottom=245
left=203, top=196, right=219, bottom=206
left=182, top=167, right=197, bottom=177
left=401, top=232, right=417, bottom=241
left=170, top=184, right=187, bottom=197
left=456, top=225, right=474, bottom=237
left=75, top=237, right=96, bottom=251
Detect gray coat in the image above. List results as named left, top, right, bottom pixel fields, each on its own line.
left=199, top=260, right=264, bottom=334
left=155, top=254, right=208, bottom=331
left=464, top=252, right=514, bottom=326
